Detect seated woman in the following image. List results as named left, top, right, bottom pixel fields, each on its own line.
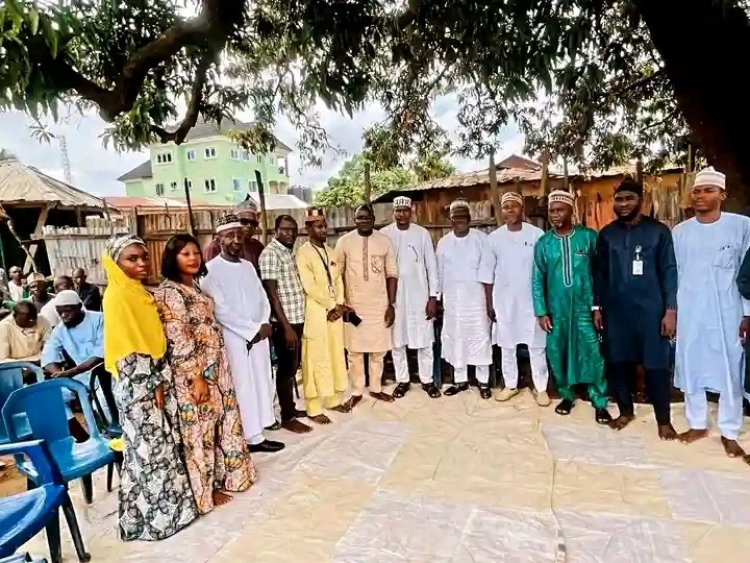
left=153, top=234, right=256, bottom=514
left=102, top=234, right=197, bottom=541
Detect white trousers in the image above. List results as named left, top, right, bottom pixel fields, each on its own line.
left=501, top=347, right=549, bottom=391
left=684, top=389, right=744, bottom=440
left=392, top=346, right=433, bottom=385
left=454, top=365, right=489, bottom=385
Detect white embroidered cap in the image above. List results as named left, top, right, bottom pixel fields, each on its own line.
left=393, top=196, right=412, bottom=209
left=693, top=166, right=726, bottom=191
left=548, top=190, right=574, bottom=207
left=501, top=192, right=523, bottom=206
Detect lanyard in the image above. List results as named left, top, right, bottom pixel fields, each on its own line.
left=312, top=244, right=334, bottom=293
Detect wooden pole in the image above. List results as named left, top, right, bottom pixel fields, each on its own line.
left=540, top=148, right=550, bottom=195
left=183, top=177, right=196, bottom=236
left=255, top=170, right=269, bottom=244
left=363, top=160, right=372, bottom=204
left=489, top=148, right=502, bottom=226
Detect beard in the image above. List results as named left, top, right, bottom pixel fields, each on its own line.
left=616, top=206, right=641, bottom=222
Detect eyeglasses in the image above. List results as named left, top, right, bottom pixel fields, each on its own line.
left=240, top=218, right=259, bottom=227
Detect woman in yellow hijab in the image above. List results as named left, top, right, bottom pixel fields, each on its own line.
left=103, top=234, right=197, bottom=541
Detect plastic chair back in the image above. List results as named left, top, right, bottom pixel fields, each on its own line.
left=0, top=362, right=41, bottom=443
left=2, top=378, right=103, bottom=445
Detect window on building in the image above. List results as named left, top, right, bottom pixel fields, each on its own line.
left=155, top=183, right=165, bottom=196
left=186, top=149, right=196, bottom=161
left=232, top=178, right=242, bottom=192
left=256, top=155, right=262, bottom=163
left=204, top=147, right=216, bottom=159
left=156, top=153, right=173, bottom=164
left=170, top=181, right=178, bottom=191
left=204, top=178, right=216, bottom=193
left=242, top=151, right=250, bottom=161
left=248, top=179, right=258, bottom=192
left=230, top=149, right=240, bottom=160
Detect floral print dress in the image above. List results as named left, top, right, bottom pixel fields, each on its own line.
left=154, top=280, right=256, bottom=514
left=115, top=354, right=197, bottom=541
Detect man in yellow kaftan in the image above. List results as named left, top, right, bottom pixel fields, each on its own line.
left=296, top=208, right=351, bottom=424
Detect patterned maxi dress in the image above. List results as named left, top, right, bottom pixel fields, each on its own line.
left=154, top=280, right=256, bottom=514
left=115, top=354, right=197, bottom=541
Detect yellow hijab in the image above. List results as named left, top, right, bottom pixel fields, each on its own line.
left=102, top=242, right=166, bottom=378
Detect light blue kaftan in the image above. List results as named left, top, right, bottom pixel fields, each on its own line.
left=673, top=212, right=750, bottom=437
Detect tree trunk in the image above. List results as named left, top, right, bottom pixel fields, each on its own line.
left=489, top=149, right=502, bottom=225
left=363, top=161, right=372, bottom=204
left=634, top=0, right=750, bottom=212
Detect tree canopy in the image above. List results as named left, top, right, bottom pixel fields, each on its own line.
left=314, top=152, right=455, bottom=208
left=2, top=1, right=749, bottom=197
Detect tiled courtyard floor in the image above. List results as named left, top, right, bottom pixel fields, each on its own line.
left=10, top=388, right=750, bottom=562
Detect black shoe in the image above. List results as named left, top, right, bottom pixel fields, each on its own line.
left=478, top=384, right=492, bottom=400
left=422, top=383, right=442, bottom=398
left=248, top=440, right=285, bottom=453
left=265, top=420, right=282, bottom=431
left=555, top=399, right=574, bottom=415
left=393, top=382, right=410, bottom=398
left=595, top=408, right=612, bottom=425
left=444, top=382, right=469, bottom=396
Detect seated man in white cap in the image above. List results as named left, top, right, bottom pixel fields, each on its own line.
left=41, top=289, right=117, bottom=435
left=532, top=190, right=611, bottom=423
left=673, top=166, right=750, bottom=460
left=201, top=214, right=285, bottom=453
left=488, top=192, right=549, bottom=406
left=39, top=275, right=76, bottom=327
left=381, top=196, right=442, bottom=398
left=436, top=198, right=495, bottom=399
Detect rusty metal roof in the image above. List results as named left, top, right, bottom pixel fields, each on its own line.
left=0, top=158, right=106, bottom=209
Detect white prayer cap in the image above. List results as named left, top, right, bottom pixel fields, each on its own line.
left=215, top=213, right=242, bottom=233
left=393, top=196, right=412, bottom=209
left=693, top=166, right=726, bottom=190
left=449, top=198, right=471, bottom=213
left=54, top=290, right=82, bottom=307
left=548, top=190, right=575, bottom=208
left=501, top=192, right=523, bottom=206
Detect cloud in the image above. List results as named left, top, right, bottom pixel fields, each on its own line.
left=0, top=97, right=526, bottom=196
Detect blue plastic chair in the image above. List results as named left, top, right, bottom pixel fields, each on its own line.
left=0, top=362, right=40, bottom=444
left=2, top=379, right=116, bottom=504
left=0, top=439, right=90, bottom=563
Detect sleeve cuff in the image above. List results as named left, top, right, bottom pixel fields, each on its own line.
left=743, top=300, right=750, bottom=317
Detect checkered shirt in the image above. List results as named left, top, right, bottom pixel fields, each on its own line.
left=259, top=238, right=305, bottom=324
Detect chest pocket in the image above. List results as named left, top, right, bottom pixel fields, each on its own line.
left=713, top=244, right=736, bottom=269
left=371, top=256, right=384, bottom=273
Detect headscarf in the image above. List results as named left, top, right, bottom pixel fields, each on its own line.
left=102, top=234, right=166, bottom=378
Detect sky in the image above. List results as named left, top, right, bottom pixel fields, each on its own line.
left=0, top=96, right=525, bottom=198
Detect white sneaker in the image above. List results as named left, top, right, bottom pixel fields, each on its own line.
left=494, top=387, right=520, bottom=402
left=534, top=390, right=551, bottom=407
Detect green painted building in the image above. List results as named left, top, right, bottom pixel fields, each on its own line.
left=117, top=117, right=292, bottom=205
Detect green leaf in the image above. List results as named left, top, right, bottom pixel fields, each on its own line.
left=29, top=8, right=39, bottom=35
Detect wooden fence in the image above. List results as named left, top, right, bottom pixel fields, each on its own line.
left=42, top=201, right=520, bottom=287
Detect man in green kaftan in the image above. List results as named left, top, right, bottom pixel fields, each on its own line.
left=532, top=190, right=611, bottom=424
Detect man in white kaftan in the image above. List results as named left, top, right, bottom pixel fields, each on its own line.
left=673, top=167, right=750, bottom=459
left=201, top=214, right=285, bottom=454
left=436, top=198, right=495, bottom=399
left=381, top=196, right=442, bottom=399
left=488, top=192, right=550, bottom=406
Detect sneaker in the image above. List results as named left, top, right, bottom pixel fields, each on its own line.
left=533, top=390, right=551, bottom=407
left=494, top=387, right=520, bottom=402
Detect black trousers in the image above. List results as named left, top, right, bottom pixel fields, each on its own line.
left=610, top=362, right=671, bottom=425
left=271, top=322, right=303, bottom=422
left=91, top=364, right=119, bottom=427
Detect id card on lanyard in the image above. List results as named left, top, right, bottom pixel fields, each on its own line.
left=313, top=245, right=335, bottom=294
left=632, top=245, right=643, bottom=276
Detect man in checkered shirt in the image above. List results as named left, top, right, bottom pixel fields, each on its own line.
left=259, top=215, right=311, bottom=434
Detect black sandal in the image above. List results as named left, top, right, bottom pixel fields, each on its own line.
left=422, top=383, right=442, bottom=398
left=444, top=383, right=469, bottom=396
left=393, top=382, right=410, bottom=399
left=595, top=408, right=612, bottom=425
left=478, top=384, right=492, bottom=400
left=555, top=399, right=574, bottom=415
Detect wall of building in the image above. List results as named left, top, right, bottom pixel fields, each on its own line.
left=125, top=137, right=290, bottom=204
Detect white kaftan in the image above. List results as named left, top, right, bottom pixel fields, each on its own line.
left=436, top=229, right=494, bottom=371
left=201, top=256, right=275, bottom=445
left=487, top=223, right=548, bottom=391
left=673, top=212, right=750, bottom=439
left=381, top=223, right=438, bottom=349
left=487, top=223, right=546, bottom=349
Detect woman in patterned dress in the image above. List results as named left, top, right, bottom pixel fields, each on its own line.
left=102, top=234, right=197, bottom=541
left=154, top=234, right=256, bottom=514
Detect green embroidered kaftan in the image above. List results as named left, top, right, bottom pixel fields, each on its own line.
left=532, top=225, right=608, bottom=407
